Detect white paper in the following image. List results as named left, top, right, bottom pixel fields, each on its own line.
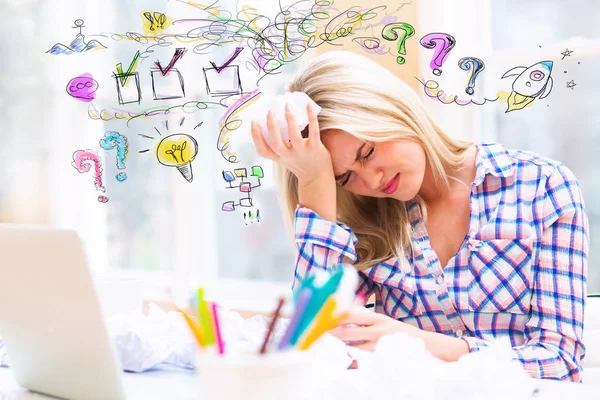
left=106, top=303, right=352, bottom=373
left=258, top=91, right=321, bottom=145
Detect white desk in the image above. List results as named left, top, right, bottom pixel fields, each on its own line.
left=0, top=365, right=597, bottom=400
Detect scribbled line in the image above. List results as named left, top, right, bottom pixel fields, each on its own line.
left=415, top=77, right=498, bottom=106
left=88, top=101, right=223, bottom=125
left=88, top=1, right=407, bottom=85
left=218, top=89, right=262, bottom=163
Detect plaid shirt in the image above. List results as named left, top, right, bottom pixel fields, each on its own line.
left=293, top=142, right=588, bottom=382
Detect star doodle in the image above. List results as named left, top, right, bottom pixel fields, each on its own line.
left=566, top=80, right=577, bottom=90
left=561, top=48, right=573, bottom=60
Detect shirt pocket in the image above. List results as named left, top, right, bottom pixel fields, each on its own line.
left=370, top=265, right=425, bottom=319
left=467, top=237, right=535, bottom=314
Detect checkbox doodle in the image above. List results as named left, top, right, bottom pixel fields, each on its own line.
left=113, top=51, right=142, bottom=105
left=203, top=47, right=244, bottom=96
left=114, top=72, right=141, bottom=105
left=151, top=48, right=187, bottom=100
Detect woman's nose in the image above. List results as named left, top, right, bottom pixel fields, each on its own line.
left=361, top=169, right=383, bottom=191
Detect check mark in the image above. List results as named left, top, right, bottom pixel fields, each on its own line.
left=155, top=48, right=187, bottom=76
left=210, top=47, right=244, bottom=73
left=115, top=51, right=141, bottom=86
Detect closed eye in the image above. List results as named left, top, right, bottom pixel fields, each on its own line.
left=336, top=143, right=375, bottom=187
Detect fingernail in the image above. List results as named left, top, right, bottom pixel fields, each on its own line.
left=285, top=103, right=290, bottom=111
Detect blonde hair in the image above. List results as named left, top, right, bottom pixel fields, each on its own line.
left=275, top=51, right=472, bottom=271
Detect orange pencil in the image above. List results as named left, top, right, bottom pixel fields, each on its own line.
left=177, top=307, right=206, bottom=348
left=299, top=297, right=346, bottom=350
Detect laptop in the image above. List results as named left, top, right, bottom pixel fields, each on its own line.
left=0, top=225, right=197, bottom=400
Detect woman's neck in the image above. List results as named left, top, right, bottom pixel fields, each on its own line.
left=418, top=145, right=478, bottom=204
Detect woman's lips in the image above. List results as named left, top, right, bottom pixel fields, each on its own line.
left=382, top=173, right=400, bottom=194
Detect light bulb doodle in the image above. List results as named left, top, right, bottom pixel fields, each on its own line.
left=71, top=150, right=108, bottom=203
left=156, top=134, right=199, bottom=182
left=458, top=57, right=485, bottom=96
left=66, top=73, right=98, bottom=102
left=381, top=23, right=415, bottom=64
left=501, top=60, right=554, bottom=113
left=99, top=131, right=129, bottom=181
left=139, top=120, right=202, bottom=182
left=221, top=166, right=264, bottom=222
left=420, top=33, right=456, bottom=76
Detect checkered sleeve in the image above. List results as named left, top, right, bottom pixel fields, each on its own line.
left=463, top=164, right=589, bottom=382
left=291, top=206, right=375, bottom=300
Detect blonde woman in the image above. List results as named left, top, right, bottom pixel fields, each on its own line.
left=250, top=51, right=588, bottom=382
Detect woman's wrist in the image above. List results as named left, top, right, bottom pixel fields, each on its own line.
left=411, top=328, right=470, bottom=362
left=297, top=173, right=337, bottom=222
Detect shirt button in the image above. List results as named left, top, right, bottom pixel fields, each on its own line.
left=436, top=276, right=444, bottom=285
left=456, top=329, right=463, bottom=337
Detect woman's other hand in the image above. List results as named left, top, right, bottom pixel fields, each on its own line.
left=328, top=307, right=419, bottom=351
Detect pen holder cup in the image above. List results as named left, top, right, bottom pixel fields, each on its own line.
left=195, top=350, right=334, bottom=400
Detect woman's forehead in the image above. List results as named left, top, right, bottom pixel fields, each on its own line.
left=322, top=130, right=366, bottom=170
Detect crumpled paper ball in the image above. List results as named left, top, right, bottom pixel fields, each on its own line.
left=258, top=91, right=321, bottom=145
left=107, top=303, right=351, bottom=373
left=0, top=337, right=10, bottom=368
left=323, top=333, right=537, bottom=400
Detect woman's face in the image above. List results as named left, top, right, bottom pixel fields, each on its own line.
left=321, top=129, right=427, bottom=201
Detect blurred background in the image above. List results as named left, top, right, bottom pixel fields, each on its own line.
left=0, top=0, right=598, bottom=311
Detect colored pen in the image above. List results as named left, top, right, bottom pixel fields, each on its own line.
left=260, top=297, right=285, bottom=354
left=278, top=288, right=312, bottom=350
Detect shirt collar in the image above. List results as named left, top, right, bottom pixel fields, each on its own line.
left=472, top=142, right=517, bottom=187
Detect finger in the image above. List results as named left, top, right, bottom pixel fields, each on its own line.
left=285, top=103, right=303, bottom=147
left=328, top=325, right=375, bottom=343
left=306, top=102, right=321, bottom=146
left=266, top=109, right=287, bottom=154
left=337, top=307, right=380, bottom=326
left=348, top=341, right=376, bottom=352
left=251, top=121, right=279, bottom=161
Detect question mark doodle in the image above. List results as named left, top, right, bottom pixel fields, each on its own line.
left=420, top=33, right=456, bottom=76
left=99, top=131, right=129, bottom=181
left=381, top=23, right=415, bottom=65
left=71, top=150, right=108, bottom=203
left=458, top=57, right=485, bottom=95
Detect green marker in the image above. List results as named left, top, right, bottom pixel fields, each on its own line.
left=197, top=288, right=215, bottom=346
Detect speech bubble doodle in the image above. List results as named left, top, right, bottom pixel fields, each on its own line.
left=66, top=73, right=98, bottom=102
